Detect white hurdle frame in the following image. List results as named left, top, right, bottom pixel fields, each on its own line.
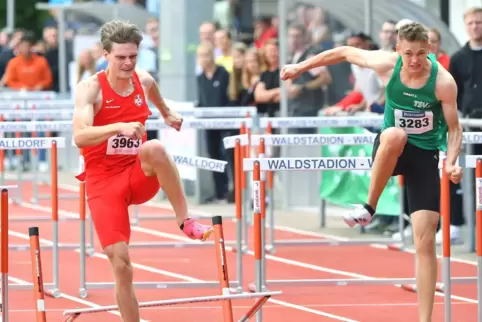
left=76, top=154, right=247, bottom=297
left=224, top=132, right=482, bottom=254
left=243, top=155, right=482, bottom=322
left=68, top=214, right=281, bottom=322
left=0, top=138, right=80, bottom=298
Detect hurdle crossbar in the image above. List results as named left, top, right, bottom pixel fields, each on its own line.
left=62, top=291, right=281, bottom=321
left=127, top=240, right=237, bottom=249
left=84, top=281, right=239, bottom=289
left=251, top=277, right=477, bottom=287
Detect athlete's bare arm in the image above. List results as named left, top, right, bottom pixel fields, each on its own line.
left=283, top=47, right=397, bottom=84
left=138, top=70, right=170, bottom=118
left=72, top=77, right=122, bottom=148
left=436, top=68, right=463, bottom=170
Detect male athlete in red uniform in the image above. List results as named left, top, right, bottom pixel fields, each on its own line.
left=72, top=20, right=213, bottom=322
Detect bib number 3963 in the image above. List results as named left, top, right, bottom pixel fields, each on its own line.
left=106, top=135, right=141, bottom=155
left=394, top=110, right=433, bottom=134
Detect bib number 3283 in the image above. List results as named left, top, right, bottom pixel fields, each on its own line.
left=394, top=110, right=433, bottom=134
left=106, top=135, right=141, bottom=155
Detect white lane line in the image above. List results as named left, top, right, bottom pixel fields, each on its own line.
left=12, top=203, right=359, bottom=322
left=5, top=275, right=134, bottom=320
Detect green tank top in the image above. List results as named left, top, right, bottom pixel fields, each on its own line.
left=383, top=54, right=447, bottom=151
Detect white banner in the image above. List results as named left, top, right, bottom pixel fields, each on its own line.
left=464, top=155, right=482, bottom=169
left=0, top=137, right=66, bottom=149
left=222, top=134, right=249, bottom=149
left=242, top=156, right=456, bottom=172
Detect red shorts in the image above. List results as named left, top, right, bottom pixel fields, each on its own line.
left=86, top=158, right=160, bottom=249
left=337, top=91, right=364, bottom=109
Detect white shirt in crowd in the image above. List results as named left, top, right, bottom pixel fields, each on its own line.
left=350, top=64, right=383, bottom=104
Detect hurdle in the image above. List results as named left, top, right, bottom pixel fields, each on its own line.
left=76, top=154, right=249, bottom=297
left=1, top=138, right=95, bottom=298
left=0, top=186, right=58, bottom=322
left=244, top=155, right=481, bottom=322
left=64, top=216, right=281, bottom=322
left=224, top=132, right=404, bottom=252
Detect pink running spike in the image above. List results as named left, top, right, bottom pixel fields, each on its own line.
left=181, top=218, right=214, bottom=241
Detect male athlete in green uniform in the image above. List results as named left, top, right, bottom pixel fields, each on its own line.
left=281, top=22, right=463, bottom=322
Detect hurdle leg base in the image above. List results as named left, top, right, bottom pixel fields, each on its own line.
left=265, top=245, right=275, bottom=254
left=47, top=288, right=61, bottom=298
left=79, top=288, right=88, bottom=298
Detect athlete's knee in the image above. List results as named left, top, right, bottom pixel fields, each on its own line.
left=140, top=140, right=169, bottom=166
left=411, top=210, right=439, bottom=256
left=380, top=128, right=407, bottom=154
left=105, top=242, right=133, bottom=282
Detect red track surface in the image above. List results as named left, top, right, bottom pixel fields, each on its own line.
left=4, top=182, right=478, bottom=321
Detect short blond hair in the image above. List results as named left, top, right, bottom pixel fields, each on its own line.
left=464, top=7, right=482, bottom=20
left=398, top=22, right=429, bottom=42
left=100, top=20, right=143, bottom=52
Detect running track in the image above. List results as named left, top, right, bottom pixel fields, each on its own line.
left=5, top=182, right=478, bottom=321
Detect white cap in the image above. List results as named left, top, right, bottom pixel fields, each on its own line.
left=396, top=19, right=414, bottom=31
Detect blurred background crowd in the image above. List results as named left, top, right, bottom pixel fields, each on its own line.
left=0, top=0, right=481, bottom=249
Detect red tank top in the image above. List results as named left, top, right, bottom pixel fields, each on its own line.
left=79, top=71, right=151, bottom=182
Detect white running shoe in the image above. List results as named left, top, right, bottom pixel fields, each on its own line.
left=343, top=204, right=373, bottom=227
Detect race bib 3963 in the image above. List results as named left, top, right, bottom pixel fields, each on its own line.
left=106, top=134, right=141, bottom=155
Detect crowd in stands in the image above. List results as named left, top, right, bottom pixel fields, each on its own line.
left=0, top=2, right=481, bottom=246
left=194, top=4, right=482, bottom=248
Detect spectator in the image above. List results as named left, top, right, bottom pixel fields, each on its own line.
left=0, top=29, right=24, bottom=79
left=287, top=23, right=330, bottom=133
left=76, top=49, right=95, bottom=84
left=446, top=7, right=482, bottom=245
left=228, top=42, right=247, bottom=104
left=141, top=17, right=159, bottom=78
left=4, top=31, right=52, bottom=172
left=196, top=21, right=220, bottom=75
left=378, top=20, right=397, bottom=52
left=4, top=32, right=52, bottom=90
left=253, top=16, right=277, bottom=49
left=308, top=7, right=332, bottom=50
left=42, top=26, right=61, bottom=92
left=143, top=18, right=160, bottom=142
left=428, top=28, right=450, bottom=70
left=91, top=42, right=108, bottom=72
left=346, top=32, right=384, bottom=114
left=196, top=42, right=230, bottom=203
left=254, top=39, right=281, bottom=117
left=238, top=47, right=266, bottom=106
left=214, top=29, right=233, bottom=73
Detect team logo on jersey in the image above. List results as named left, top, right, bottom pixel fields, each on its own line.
left=134, top=94, right=143, bottom=107
left=413, top=100, right=431, bottom=108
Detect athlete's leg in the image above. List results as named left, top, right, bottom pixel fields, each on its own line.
left=343, top=127, right=407, bottom=227
left=405, top=147, right=440, bottom=322
left=88, top=188, right=139, bottom=322
left=366, top=127, right=407, bottom=209
left=104, top=242, right=139, bottom=322
left=137, top=140, right=213, bottom=239
left=411, top=210, right=439, bottom=322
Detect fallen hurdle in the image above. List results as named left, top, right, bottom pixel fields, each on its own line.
left=64, top=216, right=281, bottom=322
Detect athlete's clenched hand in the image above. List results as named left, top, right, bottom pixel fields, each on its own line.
left=445, top=163, right=463, bottom=184
left=119, top=122, right=146, bottom=140
left=163, top=109, right=183, bottom=132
